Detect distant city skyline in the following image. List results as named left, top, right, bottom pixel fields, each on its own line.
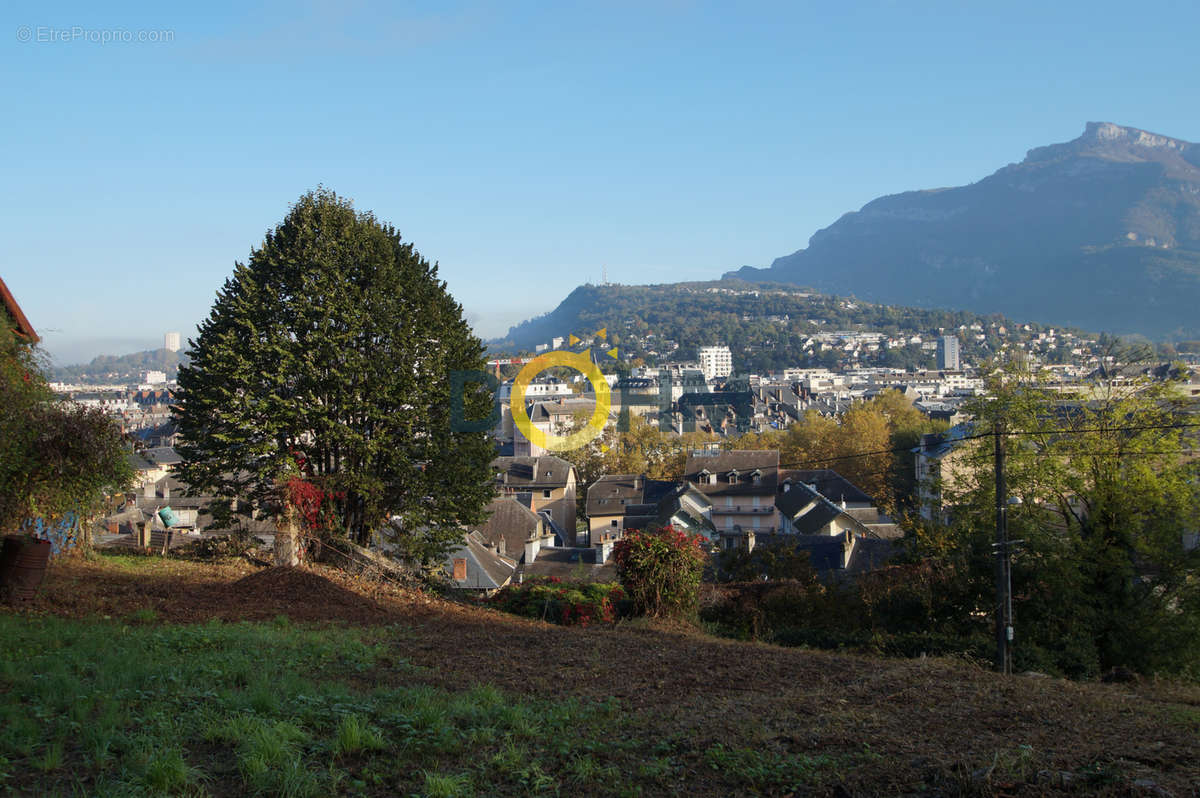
left=5, top=0, right=1200, bottom=364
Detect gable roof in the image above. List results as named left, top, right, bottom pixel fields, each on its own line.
left=756, top=534, right=897, bottom=577
left=469, top=497, right=546, bottom=559
left=780, top=469, right=873, bottom=505
left=652, top=483, right=717, bottom=537
left=585, top=475, right=678, bottom=518
left=142, top=446, right=183, bottom=466
left=683, top=450, right=779, bottom=495
left=790, top=534, right=851, bottom=571
left=447, top=531, right=518, bottom=589
left=492, top=456, right=575, bottom=489
left=586, top=474, right=644, bottom=517
left=521, top=546, right=617, bottom=583
left=776, top=482, right=845, bottom=533
left=126, top=451, right=156, bottom=473
left=526, top=397, right=599, bottom=422
left=775, top=481, right=875, bottom=536
left=0, top=275, right=38, bottom=342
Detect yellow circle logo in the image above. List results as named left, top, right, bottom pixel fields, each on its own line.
left=511, top=351, right=611, bottom=452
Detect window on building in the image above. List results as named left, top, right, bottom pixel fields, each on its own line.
left=611, top=519, right=618, bottom=527
left=452, top=558, right=467, bottom=580
left=542, top=489, right=551, bottom=499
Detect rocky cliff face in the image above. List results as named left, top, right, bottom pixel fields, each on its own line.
left=728, top=123, right=1200, bottom=339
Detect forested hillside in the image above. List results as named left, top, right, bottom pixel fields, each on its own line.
left=491, top=280, right=1100, bottom=372
left=52, top=348, right=187, bottom=382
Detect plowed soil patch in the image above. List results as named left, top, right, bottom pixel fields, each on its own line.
left=16, top=555, right=414, bottom=625
left=224, top=566, right=391, bottom=624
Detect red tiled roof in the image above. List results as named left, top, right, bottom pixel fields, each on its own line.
left=0, top=276, right=38, bottom=342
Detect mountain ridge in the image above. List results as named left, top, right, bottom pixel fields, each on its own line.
left=726, top=122, right=1200, bottom=339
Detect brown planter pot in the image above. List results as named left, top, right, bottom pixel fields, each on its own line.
left=0, top=535, right=53, bottom=604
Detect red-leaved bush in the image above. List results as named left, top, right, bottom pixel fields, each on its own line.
left=612, top=526, right=708, bottom=618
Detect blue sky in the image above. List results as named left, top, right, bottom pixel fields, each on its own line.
left=4, top=0, right=1199, bottom=363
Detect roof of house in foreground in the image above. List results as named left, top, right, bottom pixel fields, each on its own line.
left=0, top=275, right=38, bottom=341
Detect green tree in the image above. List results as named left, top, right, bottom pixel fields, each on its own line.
left=930, top=363, right=1200, bottom=676
left=0, top=323, right=132, bottom=545
left=175, top=189, right=495, bottom=555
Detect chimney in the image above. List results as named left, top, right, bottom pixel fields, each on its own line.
left=841, top=529, right=855, bottom=569
left=524, top=537, right=540, bottom=564
left=143, top=480, right=155, bottom=498
left=161, top=482, right=170, bottom=500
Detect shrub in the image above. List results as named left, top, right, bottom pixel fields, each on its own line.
left=187, top=531, right=254, bottom=560
left=612, top=526, right=707, bottom=618
left=0, top=323, right=132, bottom=541
left=489, top=578, right=627, bottom=627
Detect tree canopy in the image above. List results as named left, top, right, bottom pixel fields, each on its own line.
left=916, top=363, right=1200, bottom=676
left=0, top=322, right=132, bottom=535
left=175, top=189, right=495, bottom=551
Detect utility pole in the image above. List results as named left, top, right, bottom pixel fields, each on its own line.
left=993, top=422, right=1013, bottom=674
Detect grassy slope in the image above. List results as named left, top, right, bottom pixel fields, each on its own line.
left=2, top=553, right=1198, bottom=797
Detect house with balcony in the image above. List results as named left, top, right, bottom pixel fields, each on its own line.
left=684, top=450, right=780, bottom=542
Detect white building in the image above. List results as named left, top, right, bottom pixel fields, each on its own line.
left=937, top=335, right=961, bottom=371
left=164, top=332, right=181, bottom=352
left=698, top=345, right=733, bottom=380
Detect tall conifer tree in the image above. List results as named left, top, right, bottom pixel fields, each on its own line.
left=175, top=189, right=495, bottom=551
